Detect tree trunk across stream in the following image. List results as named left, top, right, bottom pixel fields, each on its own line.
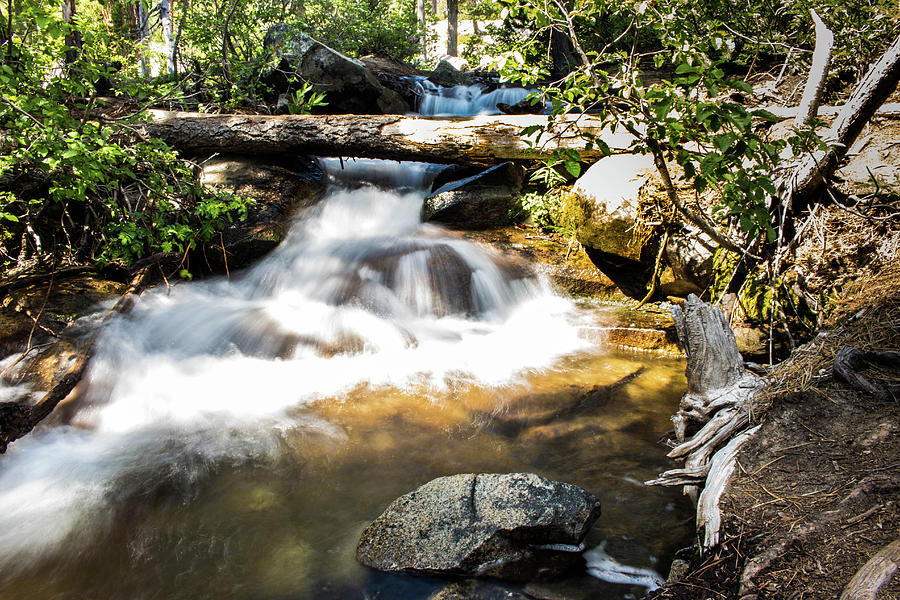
left=143, top=111, right=632, bottom=164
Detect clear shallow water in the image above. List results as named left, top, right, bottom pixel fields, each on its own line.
left=0, top=159, right=692, bottom=600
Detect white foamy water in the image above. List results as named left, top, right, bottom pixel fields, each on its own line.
left=415, top=78, right=538, bottom=116
left=0, top=157, right=592, bottom=576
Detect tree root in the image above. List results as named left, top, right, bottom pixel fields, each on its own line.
left=833, top=346, right=900, bottom=402
left=839, top=538, right=900, bottom=600
left=646, top=295, right=764, bottom=550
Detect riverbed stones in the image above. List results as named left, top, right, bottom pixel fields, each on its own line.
left=356, top=472, right=600, bottom=581
left=423, top=162, right=524, bottom=229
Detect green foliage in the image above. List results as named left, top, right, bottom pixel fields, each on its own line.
left=496, top=0, right=814, bottom=246
left=287, top=81, right=329, bottom=114
left=0, top=5, right=253, bottom=271
left=514, top=189, right=586, bottom=236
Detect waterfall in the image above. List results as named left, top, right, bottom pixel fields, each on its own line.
left=0, top=86, right=689, bottom=600
left=0, top=156, right=589, bottom=579
left=414, top=78, right=538, bottom=116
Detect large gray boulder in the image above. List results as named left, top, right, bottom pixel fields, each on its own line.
left=356, top=473, right=601, bottom=581
left=262, top=24, right=410, bottom=114
left=423, top=162, right=524, bottom=229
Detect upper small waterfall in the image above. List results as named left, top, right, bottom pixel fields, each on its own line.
left=414, top=78, right=538, bottom=116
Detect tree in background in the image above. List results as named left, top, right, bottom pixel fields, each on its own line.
left=0, top=0, right=253, bottom=273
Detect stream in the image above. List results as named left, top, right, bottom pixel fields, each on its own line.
left=0, top=85, right=693, bottom=600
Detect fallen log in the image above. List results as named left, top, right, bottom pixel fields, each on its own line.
left=794, top=9, right=834, bottom=127
left=759, top=102, right=900, bottom=120
left=784, top=32, right=900, bottom=207
left=143, top=111, right=635, bottom=164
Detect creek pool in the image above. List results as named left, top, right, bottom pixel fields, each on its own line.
left=0, top=158, right=693, bottom=599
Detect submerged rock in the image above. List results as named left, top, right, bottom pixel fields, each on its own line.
left=356, top=472, right=600, bottom=581
left=423, top=163, right=524, bottom=229
left=429, top=579, right=532, bottom=599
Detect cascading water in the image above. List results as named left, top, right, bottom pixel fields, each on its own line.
left=414, top=78, right=538, bottom=116
left=0, top=97, right=691, bottom=599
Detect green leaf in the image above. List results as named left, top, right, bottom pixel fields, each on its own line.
left=563, top=160, right=581, bottom=178
left=713, top=133, right=737, bottom=152
left=751, top=108, right=780, bottom=123
left=729, top=79, right=754, bottom=94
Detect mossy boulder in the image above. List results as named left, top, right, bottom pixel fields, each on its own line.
left=261, top=25, right=410, bottom=114
left=572, top=154, right=655, bottom=261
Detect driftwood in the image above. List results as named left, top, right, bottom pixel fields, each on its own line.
left=696, top=424, right=760, bottom=548
left=794, top=9, right=834, bottom=127
left=839, top=538, right=900, bottom=600
left=785, top=32, right=900, bottom=207
left=143, top=111, right=633, bottom=164
left=645, top=295, right=763, bottom=550
left=0, top=268, right=149, bottom=452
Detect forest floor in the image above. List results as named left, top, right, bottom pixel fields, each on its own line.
left=651, top=263, right=900, bottom=600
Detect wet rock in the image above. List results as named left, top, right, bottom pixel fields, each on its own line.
left=0, top=274, right=124, bottom=361
left=498, top=98, right=543, bottom=115
left=429, top=579, right=532, bottom=600
left=356, top=472, right=600, bottom=580
left=0, top=307, right=42, bottom=359
left=429, top=57, right=473, bottom=87
left=199, top=154, right=325, bottom=269
left=262, top=24, right=410, bottom=114
left=423, top=163, right=524, bottom=229
left=600, top=326, right=681, bottom=354
left=0, top=399, right=32, bottom=453
left=359, top=54, right=428, bottom=110
left=331, top=239, right=534, bottom=318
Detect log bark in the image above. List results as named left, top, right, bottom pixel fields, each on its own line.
left=143, top=111, right=633, bottom=164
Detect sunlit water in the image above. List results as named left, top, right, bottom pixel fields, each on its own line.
left=414, top=78, right=538, bottom=116
left=0, top=158, right=692, bottom=599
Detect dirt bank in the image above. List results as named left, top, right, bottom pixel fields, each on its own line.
left=652, top=266, right=900, bottom=599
